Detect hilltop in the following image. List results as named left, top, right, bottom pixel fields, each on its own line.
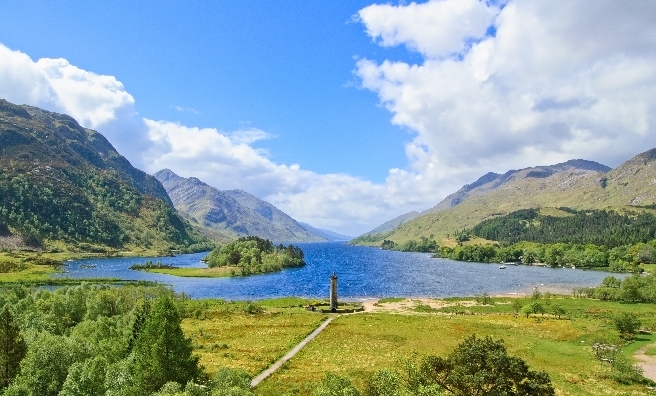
left=353, top=151, right=656, bottom=246
left=154, top=169, right=326, bottom=242
left=0, top=99, right=208, bottom=253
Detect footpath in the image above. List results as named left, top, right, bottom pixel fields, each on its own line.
left=250, top=315, right=338, bottom=387
left=634, top=343, right=656, bottom=382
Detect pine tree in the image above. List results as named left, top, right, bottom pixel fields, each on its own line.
left=132, top=296, right=200, bottom=393
left=0, top=304, right=26, bottom=389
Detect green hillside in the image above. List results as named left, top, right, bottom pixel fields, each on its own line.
left=0, top=99, right=209, bottom=254
left=355, top=149, right=656, bottom=246
left=471, top=207, right=656, bottom=247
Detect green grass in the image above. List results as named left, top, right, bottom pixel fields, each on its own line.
left=645, top=346, right=656, bottom=356
left=182, top=299, right=327, bottom=376
left=378, top=297, right=404, bottom=304
left=238, top=296, right=656, bottom=395
left=142, top=266, right=235, bottom=278
left=0, top=263, right=60, bottom=282
left=641, top=263, right=656, bottom=274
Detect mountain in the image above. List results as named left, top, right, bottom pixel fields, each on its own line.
left=423, top=159, right=612, bottom=215
left=361, top=211, right=421, bottom=236
left=0, top=99, right=207, bottom=252
left=154, top=169, right=326, bottom=242
left=298, top=222, right=352, bottom=241
left=354, top=152, right=655, bottom=245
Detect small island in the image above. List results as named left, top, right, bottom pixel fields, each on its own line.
left=130, top=236, right=306, bottom=278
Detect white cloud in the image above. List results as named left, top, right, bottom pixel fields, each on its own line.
left=356, top=0, right=656, bottom=189
left=173, top=105, right=200, bottom=115
left=0, top=44, right=145, bottom=166
left=357, top=0, right=498, bottom=59
left=229, top=128, right=274, bottom=145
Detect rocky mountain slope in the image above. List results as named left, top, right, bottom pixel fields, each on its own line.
left=354, top=152, right=656, bottom=245
left=0, top=99, right=207, bottom=252
left=154, top=169, right=326, bottom=242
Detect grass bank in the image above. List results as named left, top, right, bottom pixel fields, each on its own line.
left=139, top=266, right=234, bottom=278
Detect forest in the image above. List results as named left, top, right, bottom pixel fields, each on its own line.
left=433, top=239, right=656, bottom=271
left=470, top=208, right=656, bottom=247
left=204, top=236, right=305, bottom=275
left=0, top=168, right=211, bottom=254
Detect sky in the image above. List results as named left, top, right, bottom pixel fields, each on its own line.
left=0, top=0, right=655, bottom=236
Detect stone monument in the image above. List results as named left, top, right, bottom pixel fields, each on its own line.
left=330, top=272, right=338, bottom=313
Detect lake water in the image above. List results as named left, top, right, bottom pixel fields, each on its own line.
left=57, top=242, right=617, bottom=300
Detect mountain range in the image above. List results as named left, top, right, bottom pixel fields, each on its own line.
left=0, top=99, right=206, bottom=252
left=154, top=169, right=330, bottom=242
left=353, top=152, right=656, bottom=245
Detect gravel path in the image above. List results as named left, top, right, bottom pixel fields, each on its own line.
left=634, top=343, right=656, bottom=382
left=250, top=315, right=337, bottom=388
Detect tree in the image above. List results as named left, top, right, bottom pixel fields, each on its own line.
left=613, top=312, right=641, bottom=340
left=521, top=302, right=545, bottom=318
left=59, top=356, right=108, bottom=396
left=10, top=332, right=86, bottom=396
left=422, top=335, right=554, bottom=396
left=601, top=276, right=621, bottom=289
left=132, top=296, right=200, bottom=393
left=511, top=299, right=523, bottom=314
left=313, top=372, right=361, bottom=396
left=0, top=305, right=26, bottom=389
left=210, top=367, right=253, bottom=395
left=363, top=370, right=404, bottom=396
left=551, top=305, right=566, bottom=319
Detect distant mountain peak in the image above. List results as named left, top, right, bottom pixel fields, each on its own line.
left=153, top=168, right=181, bottom=182
left=424, top=158, right=611, bottom=215
left=154, top=170, right=326, bottom=242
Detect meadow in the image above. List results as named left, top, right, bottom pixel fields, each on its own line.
left=181, top=296, right=656, bottom=395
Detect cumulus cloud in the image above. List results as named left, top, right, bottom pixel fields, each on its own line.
left=357, top=0, right=498, bottom=59
left=0, top=44, right=147, bottom=167
left=356, top=0, right=656, bottom=188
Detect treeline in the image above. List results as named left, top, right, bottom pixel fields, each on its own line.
left=576, top=273, right=656, bottom=303
left=0, top=169, right=208, bottom=252
left=205, top=236, right=305, bottom=275
left=380, top=237, right=438, bottom=253
left=471, top=208, right=656, bottom=247
left=433, top=240, right=656, bottom=271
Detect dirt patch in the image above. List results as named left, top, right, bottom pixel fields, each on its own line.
left=361, top=298, right=478, bottom=315
left=634, top=343, right=656, bottom=382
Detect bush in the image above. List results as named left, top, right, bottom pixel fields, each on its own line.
left=613, top=312, right=641, bottom=339
left=312, top=373, right=361, bottom=396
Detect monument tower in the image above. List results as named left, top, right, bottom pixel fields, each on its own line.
left=330, top=272, right=338, bottom=313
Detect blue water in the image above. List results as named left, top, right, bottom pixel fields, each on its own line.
left=57, top=242, right=617, bottom=300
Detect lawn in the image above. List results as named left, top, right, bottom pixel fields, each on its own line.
left=181, top=299, right=327, bottom=376
left=185, top=296, right=656, bottom=395
left=145, top=266, right=235, bottom=278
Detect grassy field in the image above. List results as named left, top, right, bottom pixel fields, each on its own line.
left=181, top=298, right=328, bottom=376
left=182, top=296, right=656, bottom=395
left=144, top=266, right=235, bottom=278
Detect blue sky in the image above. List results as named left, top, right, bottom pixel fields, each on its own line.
left=1, top=1, right=654, bottom=235
left=0, top=1, right=420, bottom=182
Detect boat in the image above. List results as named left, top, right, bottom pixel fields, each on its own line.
left=499, top=265, right=507, bottom=269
